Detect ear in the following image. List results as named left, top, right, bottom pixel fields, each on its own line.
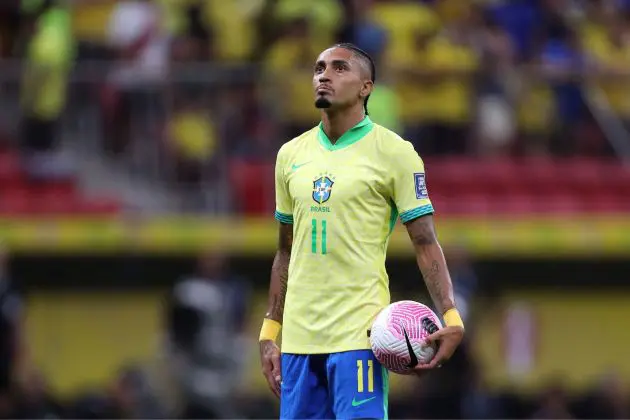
left=360, top=80, right=374, bottom=99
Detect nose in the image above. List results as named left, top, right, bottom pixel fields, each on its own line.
left=318, top=65, right=332, bottom=83
left=318, top=73, right=331, bottom=84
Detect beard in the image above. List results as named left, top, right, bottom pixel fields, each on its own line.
left=315, top=97, right=332, bottom=109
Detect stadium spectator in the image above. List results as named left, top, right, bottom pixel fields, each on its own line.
left=12, top=369, right=64, bottom=418
left=419, top=3, right=480, bottom=156
left=346, top=0, right=403, bottom=133
left=485, top=0, right=543, bottom=62
left=226, top=81, right=281, bottom=163
left=460, top=363, right=502, bottom=419
left=272, top=0, right=343, bottom=53
left=164, top=91, right=218, bottom=211
left=368, top=0, right=438, bottom=147
left=263, top=16, right=320, bottom=137
left=583, top=8, right=630, bottom=149
left=102, top=0, right=169, bottom=155
left=18, top=0, right=75, bottom=181
left=537, top=15, right=587, bottom=156
left=165, top=251, right=250, bottom=419
left=573, top=371, right=630, bottom=419
left=531, top=381, right=575, bottom=419
left=472, top=6, right=517, bottom=157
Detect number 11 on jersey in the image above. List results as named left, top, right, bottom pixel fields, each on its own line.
left=311, top=218, right=327, bottom=255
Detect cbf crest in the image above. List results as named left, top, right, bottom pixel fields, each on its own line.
left=312, top=173, right=335, bottom=204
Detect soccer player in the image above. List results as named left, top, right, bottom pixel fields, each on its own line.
left=259, top=43, right=465, bottom=419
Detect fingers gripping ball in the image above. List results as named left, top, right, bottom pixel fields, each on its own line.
left=369, top=301, right=442, bottom=374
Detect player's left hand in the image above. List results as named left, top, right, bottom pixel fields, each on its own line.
left=414, top=325, right=464, bottom=372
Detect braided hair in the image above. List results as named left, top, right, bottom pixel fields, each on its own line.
left=333, top=43, right=376, bottom=116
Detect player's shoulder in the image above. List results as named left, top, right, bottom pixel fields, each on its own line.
left=371, top=123, right=418, bottom=156
left=276, top=126, right=319, bottom=160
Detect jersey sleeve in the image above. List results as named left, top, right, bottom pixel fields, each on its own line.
left=391, top=141, right=434, bottom=224
left=274, top=146, right=293, bottom=224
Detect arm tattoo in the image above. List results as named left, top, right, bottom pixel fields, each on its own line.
left=408, top=215, right=437, bottom=246
left=420, top=259, right=445, bottom=313
left=266, top=223, right=292, bottom=323
left=405, top=216, right=454, bottom=314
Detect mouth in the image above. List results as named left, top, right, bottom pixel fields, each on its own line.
left=316, top=86, right=333, bottom=95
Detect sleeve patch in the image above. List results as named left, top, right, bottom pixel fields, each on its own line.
left=414, top=173, right=428, bottom=199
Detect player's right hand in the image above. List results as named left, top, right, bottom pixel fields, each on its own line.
left=260, top=339, right=282, bottom=398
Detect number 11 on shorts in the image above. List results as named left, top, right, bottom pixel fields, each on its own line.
left=311, top=218, right=327, bottom=255
left=356, top=360, right=374, bottom=393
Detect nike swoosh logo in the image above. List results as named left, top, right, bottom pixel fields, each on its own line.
left=351, top=396, right=376, bottom=407
left=291, top=161, right=311, bottom=172
left=403, top=326, right=418, bottom=368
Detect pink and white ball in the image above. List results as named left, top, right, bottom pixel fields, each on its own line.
left=369, top=300, right=442, bottom=374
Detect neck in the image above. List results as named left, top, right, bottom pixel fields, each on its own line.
left=321, top=107, right=365, bottom=144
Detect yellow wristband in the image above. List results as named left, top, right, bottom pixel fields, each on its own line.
left=259, top=318, right=282, bottom=342
left=443, top=308, right=465, bottom=329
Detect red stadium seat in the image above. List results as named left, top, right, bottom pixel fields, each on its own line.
left=556, top=158, right=606, bottom=192
left=228, top=160, right=274, bottom=215
left=421, top=157, right=630, bottom=215
left=427, top=157, right=479, bottom=195
left=0, top=151, right=23, bottom=184
left=76, top=198, right=121, bottom=215
left=435, top=193, right=492, bottom=215
left=532, top=194, right=584, bottom=214
left=516, top=158, right=558, bottom=192
left=582, top=192, right=623, bottom=213
left=602, top=164, right=630, bottom=196
left=0, top=189, right=31, bottom=215
left=489, top=195, right=536, bottom=215
left=0, top=142, right=123, bottom=216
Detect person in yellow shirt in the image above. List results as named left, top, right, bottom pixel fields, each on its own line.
left=420, top=15, right=479, bottom=156
left=165, top=94, right=217, bottom=210
left=272, top=0, right=343, bottom=52
left=584, top=13, right=630, bottom=122
left=19, top=0, right=74, bottom=157
left=263, top=17, right=320, bottom=137
left=349, top=4, right=403, bottom=133
left=258, top=42, right=465, bottom=419
left=369, top=0, right=440, bottom=136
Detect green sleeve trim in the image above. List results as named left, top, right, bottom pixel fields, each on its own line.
left=274, top=211, right=293, bottom=224
left=399, top=204, right=434, bottom=223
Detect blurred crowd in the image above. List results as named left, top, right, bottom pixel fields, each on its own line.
left=2, top=0, right=630, bottom=210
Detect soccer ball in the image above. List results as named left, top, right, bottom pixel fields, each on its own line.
left=369, top=300, right=442, bottom=374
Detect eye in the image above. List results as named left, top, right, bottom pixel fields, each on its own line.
left=335, top=64, right=347, bottom=72
left=314, top=65, right=324, bottom=74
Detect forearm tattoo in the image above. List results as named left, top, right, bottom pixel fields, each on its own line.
left=406, top=216, right=454, bottom=314
left=267, top=223, right=292, bottom=322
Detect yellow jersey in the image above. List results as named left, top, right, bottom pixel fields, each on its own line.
left=274, top=117, right=434, bottom=354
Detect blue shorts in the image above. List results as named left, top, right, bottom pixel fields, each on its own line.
left=280, top=349, right=389, bottom=419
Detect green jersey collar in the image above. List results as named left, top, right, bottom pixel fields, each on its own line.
left=317, top=116, right=374, bottom=151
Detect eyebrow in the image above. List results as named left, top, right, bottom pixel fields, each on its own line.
left=315, top=59, right=351, bottom=68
